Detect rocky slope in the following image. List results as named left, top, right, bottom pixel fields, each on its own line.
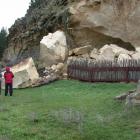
left=3, top=0, right=69, bottom=66
left=3, top=0, right=140, bottom=67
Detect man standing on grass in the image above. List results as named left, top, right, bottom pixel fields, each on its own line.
left=4, top=67, right=14, bottom=96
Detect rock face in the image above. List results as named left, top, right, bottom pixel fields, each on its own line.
left=1, top=57, right=39, bottom=88
left=69, top=0, right=140, bottom=49
left=4, top=0, right=140, bottom=67
left=39, top=30, right=68, bottom=67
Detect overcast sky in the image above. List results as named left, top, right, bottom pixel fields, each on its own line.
left=0, top=0, right=30, bottom=30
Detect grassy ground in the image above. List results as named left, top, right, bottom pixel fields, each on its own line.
left=0, top=80, right=140, bottom=140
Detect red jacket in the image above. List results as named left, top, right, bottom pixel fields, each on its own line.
left=4, top=67, right=14, bottom=84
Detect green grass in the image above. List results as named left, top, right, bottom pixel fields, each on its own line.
left=0, top=80, right=140, bottom=140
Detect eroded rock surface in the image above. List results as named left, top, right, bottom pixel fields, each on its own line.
left=69, top=0, right=140, bottom=48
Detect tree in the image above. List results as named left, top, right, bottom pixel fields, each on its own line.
left=0, top=27, right=8, bottom=59
left=30, top=0, right=41, bottom=8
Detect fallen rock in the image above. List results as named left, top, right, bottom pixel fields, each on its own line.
left=116, top=80, right=140, bottom=106
left=31, top=74, right=58, bottom=87
left=56, top=63, right=64, bottom=71
left=81, top=53, right=90, bottom=58
left=69, top=50, right=74, bottom=56
left=132, top=52, right=140, bottom=59
left=136, top=48, right=140, bottom=53
left=99, top=47, right=115, bottom=60
left=90, top=48, right=99, bottom=59
left=1, top=57, right=39, bottom=89
left=72, top=45, right=92, bottom=55
left=118, top=54, right=131, bottom=61
left=99, top=44, right=131, bottom=56
left=115, top=93, right=130, bottom=101
left=51, top=64, right=57, bottom=71
left=115, top=90, right=136, bottom=101
left=18, top=73, right=59, bottom=88
left=63, top=73, right=68, bottom=79
left=40, top=30, right=68, bottom=67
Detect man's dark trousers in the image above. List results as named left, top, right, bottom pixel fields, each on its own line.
left=5, top=83, right=13, bottom=96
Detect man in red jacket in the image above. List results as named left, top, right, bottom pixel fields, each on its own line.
left=4, top=67, right=14, bottom=96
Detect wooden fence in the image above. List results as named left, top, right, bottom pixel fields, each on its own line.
left=67, top=59, right=140, bottom=82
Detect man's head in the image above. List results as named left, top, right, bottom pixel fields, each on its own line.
left=6, top=67, right=10, bottom=72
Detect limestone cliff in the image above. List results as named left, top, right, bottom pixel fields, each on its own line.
left=3, top=0, right=140, bottom=66
left=69, top=0, right=140, bottom=49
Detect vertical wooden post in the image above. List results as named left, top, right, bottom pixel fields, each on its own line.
left=125, top=67, right=129, bottom=83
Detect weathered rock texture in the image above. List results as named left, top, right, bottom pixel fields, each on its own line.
left=3, top=0, right=140, bottom=68
left=39, top=30, right=68, bottom=67
left=69, top=0, right=140, bottom=49
left=69, top=44, right=135, bottom=62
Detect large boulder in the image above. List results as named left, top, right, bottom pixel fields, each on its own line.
left=99, top=47, right=115, bottom=60
left=89, top=44, right=132, bottom=61
left=1, top=57, right=39, bottom=89
left=72, top=45, right=92, bottom=55
left=132, top=52, right=140, bottom=59
left=99, top=44, right=131, bottom=56
left=40, top=30, right=68, bottom=67
left=90, top=48, right=99, bottom=59
left=118, top=54, right=131, bottom=61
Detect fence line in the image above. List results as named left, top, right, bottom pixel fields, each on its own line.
left=68, top=59, right=140, bottom=82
